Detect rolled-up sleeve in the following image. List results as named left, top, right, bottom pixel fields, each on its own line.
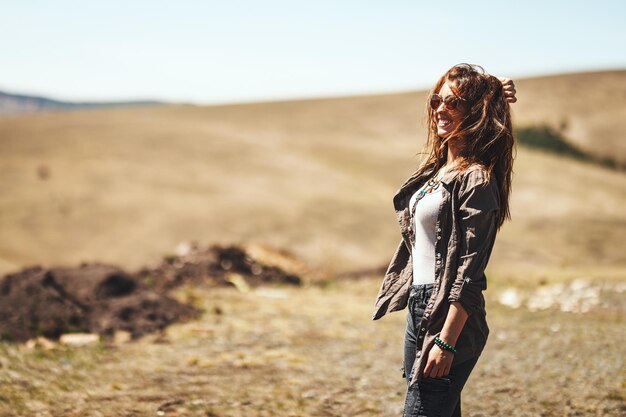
left=448, top=171, right=500, bottom=316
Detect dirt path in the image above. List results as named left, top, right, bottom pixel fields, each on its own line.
left=1, top=278, right=624, bottom=416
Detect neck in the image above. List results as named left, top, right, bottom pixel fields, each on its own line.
left=446, top=139, right=462, bottom=165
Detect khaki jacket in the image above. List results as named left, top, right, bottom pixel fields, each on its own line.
left=372, top=162, right=500, bottom=388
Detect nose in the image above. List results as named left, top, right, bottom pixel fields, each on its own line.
left=435, top=102, right=446, bottom=114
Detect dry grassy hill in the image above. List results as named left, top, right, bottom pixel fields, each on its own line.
left=1, top=69, right=625, bottom=284
left=513, top=69, right=626, bottom=163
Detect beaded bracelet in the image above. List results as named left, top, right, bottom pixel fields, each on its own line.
left=434, top=336, right=457, bottom=354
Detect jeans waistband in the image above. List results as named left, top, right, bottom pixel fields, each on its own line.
left=409, top=282, right=435, bottom=299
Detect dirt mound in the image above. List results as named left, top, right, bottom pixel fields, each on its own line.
left=0, top=263, right=201, bottom=342
left=135, top=243, right=302, bottom=292
left=0, top=244, right=304, bottom=343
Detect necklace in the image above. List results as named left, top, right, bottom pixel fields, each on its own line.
left=407, top=169, right=446, bottom=246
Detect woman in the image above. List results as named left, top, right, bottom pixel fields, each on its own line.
left=372, top=63, right=516, bottom=417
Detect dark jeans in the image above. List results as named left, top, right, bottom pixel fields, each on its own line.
left=402, top=283, right=480, bottom=417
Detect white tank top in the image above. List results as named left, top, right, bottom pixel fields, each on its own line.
left=408, top=181, right=443, bottom=285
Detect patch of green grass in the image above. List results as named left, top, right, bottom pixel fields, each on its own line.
left=0, top=331, right=14, bottom=342
left=516, top=125, right=625, bottom=171
left=162, top=253, right=178, bottom=264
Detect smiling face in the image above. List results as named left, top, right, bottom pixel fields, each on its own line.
left=434, top=81, right=465, bottom=138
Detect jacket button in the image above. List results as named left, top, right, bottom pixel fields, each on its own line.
left=437, top=235, right=441, bottom=240
left=424, top=312, right=430, bottom=318
left=437, top=227, right=442, bottom=232
left=417, top=351, right=421, bottom=357
left=436, top=260, right=442, bottom=265
left=428, top=303, right=433, bottom=308
left=436, top=252, right=441, bottom=258
left=421, top=327, right=426, bottom=332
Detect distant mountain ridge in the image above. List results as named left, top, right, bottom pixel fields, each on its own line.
left=0, top=90, right=164, bottom=115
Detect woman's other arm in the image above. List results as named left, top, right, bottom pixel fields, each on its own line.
left=424, top=171, right=500, bottom=378
left=423, top=302, right=469, bottom=378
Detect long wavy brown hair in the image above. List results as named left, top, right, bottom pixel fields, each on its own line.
left=413, top=63, right=515, bottom=230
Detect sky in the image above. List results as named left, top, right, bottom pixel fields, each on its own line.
left=1, top=0, right=625, bottom=105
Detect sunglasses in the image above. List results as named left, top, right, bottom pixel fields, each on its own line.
left=429, top=93, right=465, bottom=111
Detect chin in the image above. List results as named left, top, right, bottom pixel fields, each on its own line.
left=437, top=129, right=451, bottom=138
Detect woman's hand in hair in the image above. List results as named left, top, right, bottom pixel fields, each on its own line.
left=499, top=77, right=517, bottom=103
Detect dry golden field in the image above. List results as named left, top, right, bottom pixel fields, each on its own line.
left=1, top=69, right=625, bottom=280
left=0, top=69, right=625, bottom=416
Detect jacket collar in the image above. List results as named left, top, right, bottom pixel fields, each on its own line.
left=393, top=164, right=461, bottom=210
left=439, top=164, right=462, bottom=185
